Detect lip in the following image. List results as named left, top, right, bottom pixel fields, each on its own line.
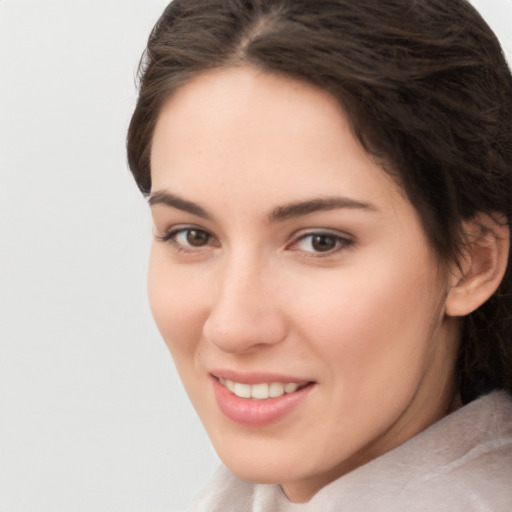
left=210, top=373, right=315, bottom=426
left=211, top=369, right=312, bottom=385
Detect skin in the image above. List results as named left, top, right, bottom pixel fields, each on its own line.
left=148, top=67, right=461, bottom=503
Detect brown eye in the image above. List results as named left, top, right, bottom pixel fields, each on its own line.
left=158, top=226, right=216, bottom=250
left=290, top=231, right=353, bottom=256
left=186, top=229, right=210, bottom=247
left=310, top=234, right=338, bottom=252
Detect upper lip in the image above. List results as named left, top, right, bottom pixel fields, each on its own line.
left=210, top=369, right=314, bottom=385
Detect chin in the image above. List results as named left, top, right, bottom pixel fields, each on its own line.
left=223, top=457, right=297, bottom=485
left=209, top=434, right=320, bottom=487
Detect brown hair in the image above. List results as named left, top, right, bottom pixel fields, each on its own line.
left=127, top=0, right=512, bottom=403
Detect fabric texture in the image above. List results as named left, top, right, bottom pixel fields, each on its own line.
left=188, top=391, right=512, bottom=511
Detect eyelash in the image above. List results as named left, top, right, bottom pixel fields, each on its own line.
left=156, top=226, right=354, bottom=257
left=156, top=226, right=218, bottom=253
left=287, top=231, right=354, bottom=257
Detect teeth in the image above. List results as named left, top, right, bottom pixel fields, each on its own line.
left=234, top=382, right=251, bottom=398
left=219, top=378, right=305, bottom=400
left=251, top=383, right=270, bottom=400
left=284, top=383, right=300, bottom=393
left=269, top=382, right=285, bottom=397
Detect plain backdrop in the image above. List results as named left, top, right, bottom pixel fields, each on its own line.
left=0, top=1, right=511, bottom=511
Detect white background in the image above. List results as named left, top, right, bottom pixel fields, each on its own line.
left=0, top=1, right=511, bottom=511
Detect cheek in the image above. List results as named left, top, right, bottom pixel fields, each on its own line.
left=291, top=254, right=444, bottom=386
left=147, top=246, right=208, bottom=359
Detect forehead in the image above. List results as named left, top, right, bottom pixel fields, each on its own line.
left=151, top=66, right=353, bottom=165
left=150, top=66, right=408, bottom=219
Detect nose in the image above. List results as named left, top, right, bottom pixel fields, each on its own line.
left=202, top=255, right=288, bottom=354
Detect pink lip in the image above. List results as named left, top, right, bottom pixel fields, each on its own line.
left=210, top=375, right=315, bottom=427
left=211, top=369, right=311, bottom=385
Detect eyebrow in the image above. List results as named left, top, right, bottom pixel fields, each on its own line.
left=269, top=196, right=377, bottom=222
left=148, top=191, right=212, bottom=219
left=148, top=190, right=377, bottom=222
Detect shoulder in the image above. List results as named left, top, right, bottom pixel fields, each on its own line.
left=186, top=466, right=285, bottom=512
left=309, top=391, right=512, bottom=512
left=396, top=391, right=512, bottom=511
left=186, top=466, right=251, bottom=512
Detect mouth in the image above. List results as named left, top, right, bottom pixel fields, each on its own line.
left=217, top=377, right=310, bottom=400
left=211, top=373, right=315, bottom=426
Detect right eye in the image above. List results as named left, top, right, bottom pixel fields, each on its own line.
left=157, top=226, right=218, bottom=252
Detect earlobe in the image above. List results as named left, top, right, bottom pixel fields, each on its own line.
left=445, top=213, right=510, bottom=317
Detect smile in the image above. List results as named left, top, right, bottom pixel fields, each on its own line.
left=218, top=377, right=307, bottom=400
left=212, top=375, right=315, bottom=426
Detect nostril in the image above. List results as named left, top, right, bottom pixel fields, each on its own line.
left=203, top=309, right=287, bottom=354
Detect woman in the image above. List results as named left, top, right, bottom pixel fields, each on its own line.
left=127, top=0, right=512, bottom=509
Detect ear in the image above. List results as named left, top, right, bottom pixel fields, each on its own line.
left=445, top=213, right=510, bottom=317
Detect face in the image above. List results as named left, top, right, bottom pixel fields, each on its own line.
left=148, top=67, right=460, bottom=503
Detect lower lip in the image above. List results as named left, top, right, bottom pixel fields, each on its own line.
left=211, top=377, right=314, bottom=427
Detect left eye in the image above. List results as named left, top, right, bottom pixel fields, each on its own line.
left=291, top=232, right=352, bottom=254
left=158, top=226, right=217, bottom=250
left=174, top=228, right=212, bottom=247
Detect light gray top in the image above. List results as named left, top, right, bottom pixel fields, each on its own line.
left=188, top=391, right=512, bottom=511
